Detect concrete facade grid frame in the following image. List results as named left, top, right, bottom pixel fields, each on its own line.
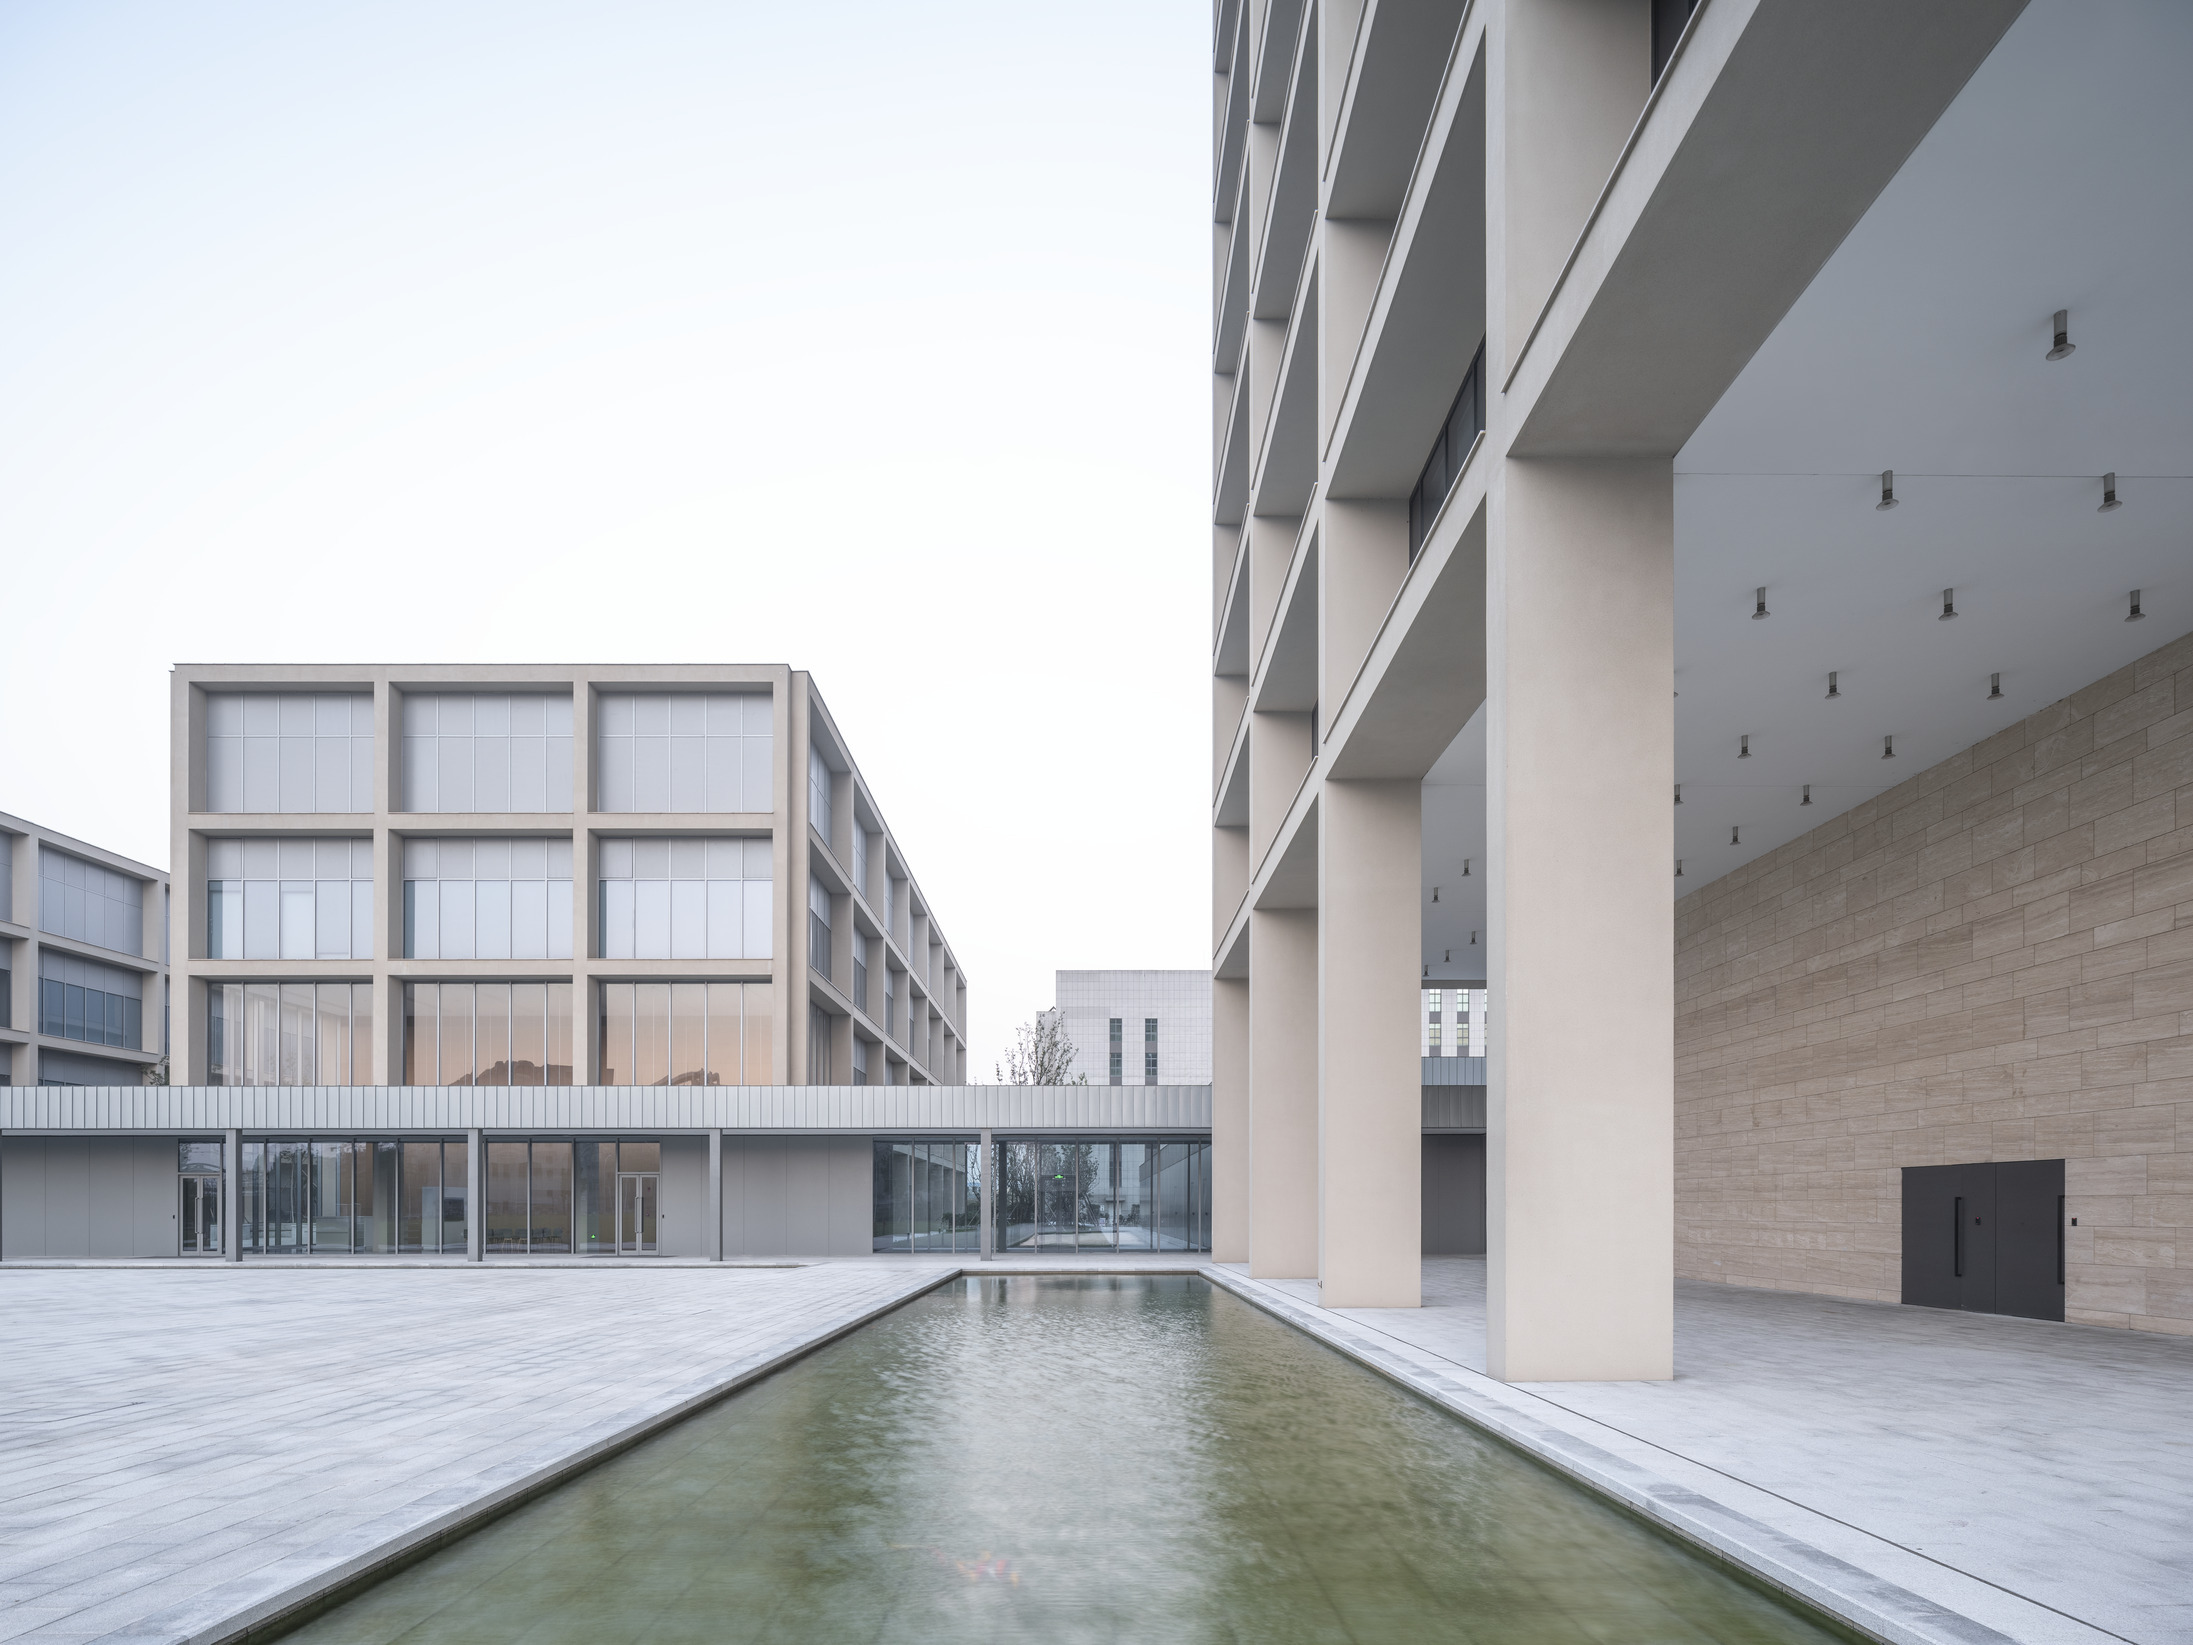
left=0, top=811, right=170, bottom=1089
left=168, top=664, right=967, bottom=1094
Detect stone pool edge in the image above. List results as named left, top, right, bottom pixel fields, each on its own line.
left=88, top=1267, right=969, bottom=1645
left=1200, top=1265, right=2060, bottom=1645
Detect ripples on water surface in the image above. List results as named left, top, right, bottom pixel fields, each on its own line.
left=287, top=1275, right=1840, bottom=1644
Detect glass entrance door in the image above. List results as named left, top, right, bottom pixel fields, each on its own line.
left=180, top=1176, right=222, bottom=1255
left=616, top=1173, right=658, bottom=1254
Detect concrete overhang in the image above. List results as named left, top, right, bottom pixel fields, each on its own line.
left=1506, top=0, right=2028, bottom=458
left=1327, top=482, right=1488, bottom=781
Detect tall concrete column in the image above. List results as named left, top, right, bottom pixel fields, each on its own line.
left=1485, top=456, right=1673, bottom=1381
left=1248, top=908, right=1318, bottom=1278
left=466, top=1128, right=485, bottom=1263
left=1210, top=974, right=1250, bottom=1262
left=223, top=1127, right=241, bottom=1262
left=707, top=1129, right=723, bottom=1262
left=1317, top=779, right=1423, bottom=1307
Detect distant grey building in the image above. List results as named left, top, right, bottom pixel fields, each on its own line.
left=0, top=811, right=169, bottom=1087
left=1055, top=970, right=1211, bottom=1087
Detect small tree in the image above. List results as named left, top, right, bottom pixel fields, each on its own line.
left=996, top=1008, right=1086, bottom=1086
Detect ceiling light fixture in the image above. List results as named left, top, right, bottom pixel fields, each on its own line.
left=1826, top=671, right=1840, bottom=699
left=1877, top=470, right=1899, bottom=511
left=1883, top=735, right=1896, bottom=759
left=1939, top=587, right=1958, bottom=621
left=1752, top=587, right=1770, bottom=620
left=2127, top=589, right=2145, bottom=622
left=1802, top=784, right=1812, bottom=806
left=2047, top=309, right=2074, bottom=361
left=2099, top=473, right=2122, bottom=512
left=1739, top=735, right=1751, bottom=759
left=1989, top=673, right=2003, bottom=700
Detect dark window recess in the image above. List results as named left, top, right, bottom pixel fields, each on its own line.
left=1652, top=0, right=1699, bottom=84
left=1144, top=1017, right=1158, bottom=1086
left=1407, top=342, right=1485, bottom=562
left=1108, top=1016, right=1123, bottom=1086
left=1901, top=1159, right=2065, bottom=1322
left=809, top=911, right=831, bottom=978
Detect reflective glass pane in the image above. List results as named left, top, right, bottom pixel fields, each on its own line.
left=485, top=1141, right=528, bottom=1252
left=546, top=983, right=574, bottom=1084
left=529, top=1142, right=572, bottom=1253
left=511, top=984, right=546, bottom=1085
left=997, top=1141, right=1037, bottom=1251
left=634, top=983, right=670, bottom=1086
left=369, top=1140, right=400, bottom=1252
left=401, top=1141, right=439, bottom=1253
left=669, top=983, right=706, bottom=1085
left=741, top=984, right=773, bottom=1084
left=311, top=1140, right=351, bottom=1252
left=442, top=1141, right=469, bottom=1250
left=576, top=1141, right=616, bottom=1254
left=439, top=985, right=475, bottom=1086
left=476, top=983, right=511, bottom=1085
left=1116, top=1143, right=1153, bottom=1250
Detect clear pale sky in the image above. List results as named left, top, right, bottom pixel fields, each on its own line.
left=0, top=0, right=1212, bottom=1077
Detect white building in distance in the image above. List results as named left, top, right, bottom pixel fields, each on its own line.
left=1055, top=970, right=1211, bottom=1087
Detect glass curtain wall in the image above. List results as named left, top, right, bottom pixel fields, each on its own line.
left=205, top=839, right=373, bottom=960
left=209, top=982, right=373, bottom=1085
left=239, top=1138, right=468, bottom=1253
left=595, top=693, right=772, bottom=812
left=39, top=848, right=144, bottom=954
left=404, top=838, right=574, bottom=960
left=870, top=1142, right=982, bottom=1253
left=596, top=838, right=770, bottom=960
left=205, top=692, right=374, bottom=813
left=991, top=1140, right=1211, bottom=1252
left=597, top=980, right=767, bottom=1084
left=400, top=693, right=574, bottom=812
left=402, top=982, right=574, bottom=1084
left=39, top=952, right=143, bottom=1048
left=486, top=1139, right=660, bottom=1254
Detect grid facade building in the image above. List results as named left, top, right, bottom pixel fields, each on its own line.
left=169, top=666, right=967, bottom=1092
left=0, top=811, right=170, bottom=1086
left=1055, top=970, right=1213, bottom=1087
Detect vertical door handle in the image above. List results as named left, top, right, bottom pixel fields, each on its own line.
left=1953, top=1196, right=1964, bottom=1278
left=2057, top=1194, right=2065, bottom=1286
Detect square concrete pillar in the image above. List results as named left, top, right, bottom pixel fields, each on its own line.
left=1211, top=974, right=1251, bottom=1263
left=1317, top=778, right=1423, bottom=1307
left=1485, top=456, right=1673, bottom=1381
left=1249, top=908, right=1318, bottom=1279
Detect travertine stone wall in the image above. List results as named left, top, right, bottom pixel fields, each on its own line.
left=1676, top=629, right=2193, bottom=1335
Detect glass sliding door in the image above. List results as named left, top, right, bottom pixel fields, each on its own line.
left=441, top=1140, right=469, bottom=1250
left=529, top=1142, right=573, bottom=1252
left=1115, top=1143, right=1153, bottom=1250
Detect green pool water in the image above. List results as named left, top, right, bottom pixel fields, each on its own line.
left=284, top=1276, right=1842, bottom=1644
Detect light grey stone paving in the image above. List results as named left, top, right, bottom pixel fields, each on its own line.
left=1217, top=1259, right=2193, bottom=1645
left=0, top=1262, right=963, bottom=1644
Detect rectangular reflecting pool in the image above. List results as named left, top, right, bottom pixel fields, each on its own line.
left=282, top=1276, right=1842, bottom=1644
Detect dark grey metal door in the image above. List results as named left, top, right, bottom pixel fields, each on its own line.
left=1994, top=1158, right=2066, bottom=1322
left=1903, top=1159, right=2062, bottom=1321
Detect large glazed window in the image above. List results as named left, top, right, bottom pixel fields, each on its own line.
left=597, top=980, right=769, bottom=1084
left=39, top=847, right=143, bottom=955
left=991, top=1139, right=1211, bottom=1252
left=404, top=838, right=573, bottom=960
left=596, top=693, right=771, bottom=812
left=400, top=693, right=573, bottom=813
left=206, top=692, right=374, bottom=812
left=39, top=951, right=143, bottom=1049
left=403, top=981, right=574, bottom=1085
left=208, top=981, right=373, bottom=1084
left=596, top=837, right=770, bottom=959
left=238, top=1138, right=467, bottom=1254
left=205, top=839, right=373, bottom=960
left=808, top=744, right=833, bottom=842
left=871, top=1141, right=983, bottom=1252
